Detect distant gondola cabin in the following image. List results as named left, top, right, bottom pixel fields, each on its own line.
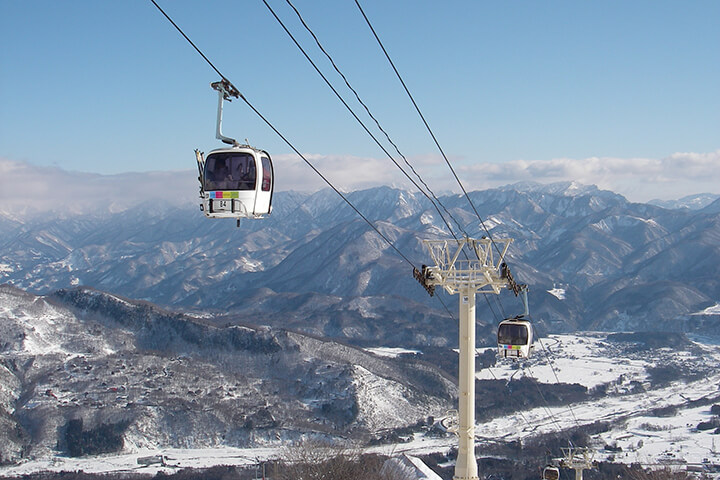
left=542, top=466, right=560, bottom=480
left=497, top=318, right=534, bottom=359
left=196, top=146, right=273, bottom=219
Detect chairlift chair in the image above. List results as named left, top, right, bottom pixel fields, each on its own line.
left=497, top=317, right=534, bottom=359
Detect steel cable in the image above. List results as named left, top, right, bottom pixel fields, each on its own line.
left=262, top=0, right=465, bottom=244
left=149, top=0, right=416, bottom=269
left=282, top=0, right=469, bottom=240
left=354, top=0, right=527, bottom=308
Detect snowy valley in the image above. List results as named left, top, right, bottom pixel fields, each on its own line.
left=3, top=291, right=720, bottom=477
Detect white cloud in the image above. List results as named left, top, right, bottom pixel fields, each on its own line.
left=274, top=149, right=720, bottom=202
left=455, top=150, right=720, bottom=202
left=2, top=149, right=718, bottom=218
left=0, top=158, right=197, bottom=218
left=272, top=153, right=414, bottom=193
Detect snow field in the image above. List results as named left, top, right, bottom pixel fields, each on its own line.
left=3, top=332, right=720, bottom=477
left=476, top=334, right=650, bottom=390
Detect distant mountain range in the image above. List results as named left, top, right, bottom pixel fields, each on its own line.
left=649, top=193, right=720, bottom=210
left=2, top=182, right=720, bottom=348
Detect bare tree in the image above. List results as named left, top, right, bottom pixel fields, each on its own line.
left=272, top=440, right=399, bottom=480
left=625, top=466, right=706, bottom=480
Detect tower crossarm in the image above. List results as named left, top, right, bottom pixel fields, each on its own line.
left=423, top=237, right=513, bottom=295
left=561, top=447, right=595, bottom=470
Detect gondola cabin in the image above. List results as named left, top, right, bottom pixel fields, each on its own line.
left=497, top=317, right=534, bottom=359
left=542, top=465, right=560, bottom=480
left=196, top=146, right=273, bottom=220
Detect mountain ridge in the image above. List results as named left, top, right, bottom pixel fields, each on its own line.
left=2, top=182, right=719, bottom=344
left=0, top=284, right=456, bottom=462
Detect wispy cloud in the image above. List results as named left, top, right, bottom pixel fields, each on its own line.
left=274, top=149, right=720, bottom=201
left=272, top=153, right=410, bottom=192
left=2, top=149, right=718, bottom=217
left=0, top=159, right=197, bottom=217
left=455, top=150, right=720, bottom=201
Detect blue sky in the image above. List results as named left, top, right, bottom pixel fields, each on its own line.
left=1, top=0, right=719, bottom=202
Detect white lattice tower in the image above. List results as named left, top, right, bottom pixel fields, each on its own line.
left=561, top=447, right=594, bottom=480
left=423, top=237, right=513, bottom=480
left=424, top=237, right=512, bottom=295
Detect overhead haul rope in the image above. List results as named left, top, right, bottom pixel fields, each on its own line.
left=267, top=0, right=506, bottom=325
left=353, top=1, right=492, bottom=243
left=270, top=4, right=509, bottom=325
left=487, top=361, right=577, bottom=448
left=279, top=0, right=469, bottom=242
left=148, top=0, right=458, bottom=322
left=263, top=0, right=517, bottom=326
left=354, top=0, right=524, bottom=315
left=268, top=0, right=501, bottom=323
left=486, top=362, right=575, bottom=450
left=516, top=340, right=586, bottom=449
left=149, top=0, right=413, bottom=267
left=268, top=0, right=514, bottom=328
left=262, top=0, right=466, bottom=245
left=524, top=364, right=574, bottom=439
left=537, top=337, right=583, bottom=429
left=263, top=0, right=486, bottom=321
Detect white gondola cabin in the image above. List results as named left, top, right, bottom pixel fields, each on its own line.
left=196, top=146, right=273, bottom=220
left=497, top=317, right=534, bottom=359
left=542, top=465, right=560, bottom=480
left=195, top=79, right=274, bottom=223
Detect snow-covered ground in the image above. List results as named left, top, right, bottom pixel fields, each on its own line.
left=0, top=447, right=280, bottom=477
left=473, top=333, right=720, bottom=474
left=547, top=287, right=566, bottom=300
left=476, top=334, right=650, bottom=390
left=364, top=347, right=422, bottom=358
left=475, top=367, right=720, bottom=460
left=3, top=333, right=720, bottom=478
left=694, top=303, right=720, bottom=316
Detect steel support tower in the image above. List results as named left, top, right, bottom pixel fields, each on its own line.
left=561, top=447, right=594, bottom=480
left=423, top=237, right=513, bottom=480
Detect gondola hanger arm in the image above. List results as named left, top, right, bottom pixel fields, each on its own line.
left=211, top=79, right=240, bottom=101
left=211, top=80, right=240, bottom=146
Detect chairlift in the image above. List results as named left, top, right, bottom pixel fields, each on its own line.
left=542, top=465, right=560, bottom=480
left=195, top=80, right=274, bottom=225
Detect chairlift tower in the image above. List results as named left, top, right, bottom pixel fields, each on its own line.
left=422, top=237, right=514, bottom=480
left=561, top=447, right=594, bottom=480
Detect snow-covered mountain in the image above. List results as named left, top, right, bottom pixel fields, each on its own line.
left=3, top=178, right=720, bottom=474
left=0, top=284, right=454, bottom=463
left=2, top=182, right=719, bottom=344
left=4, top=293, right=720, bottom=476
left=649, top=193, right=720, bottom=210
